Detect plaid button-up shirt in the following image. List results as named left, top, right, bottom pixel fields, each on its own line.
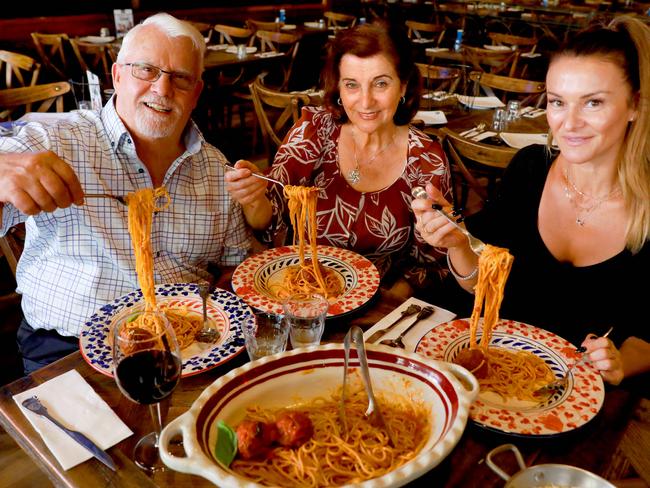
left=0, top=100, right=251, bottom=336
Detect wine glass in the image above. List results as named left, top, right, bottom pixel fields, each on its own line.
left=112, top=308, right=181, bottom=473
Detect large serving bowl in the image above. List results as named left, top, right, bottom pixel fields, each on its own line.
left=159, top=343, right=478, bottom=487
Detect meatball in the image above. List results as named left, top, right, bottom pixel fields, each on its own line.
left=454, top=348, right=488, bottom=379
left=235, top=420, right=278, bottom=460
left=275, top=412, right=313, bottom=448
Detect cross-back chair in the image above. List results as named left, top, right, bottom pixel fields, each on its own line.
left=486, top=32, right=539, bottom=77
left=462, top=45, right=519, bottom=77
left=406, top=20, right=446, bottom=47
left=468, top=71, right=546, bottom=107
left=0, top=224, right=25, bottom=278
left=246, top=19, right=284, bottom=34
left=440, top=127, right=517, bottom=212
left=249, top=75, right=311, bottom=167
left=255, top=30, right=300, bottom=91
left=0, top=81, right=71, bottom=121
left=324, top=11, right=357, bottom=29
left=213, top=24, right=254, bottom=46
left=187, top=21, right=213, bottom=43
left=69, top=39, right=115, bottom=88
left=30, top=32, right=71, bottom=81
left=416, top=63, right=462, bottom=94
left=0, top=50, right=41, bottom=89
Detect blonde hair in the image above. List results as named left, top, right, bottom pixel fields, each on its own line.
left=117, top=12, right=206, bottom=73
left=549, top=16, right=650, bottom=253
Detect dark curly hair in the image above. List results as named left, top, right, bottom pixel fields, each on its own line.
left=321, top=20, right=421, bottom=126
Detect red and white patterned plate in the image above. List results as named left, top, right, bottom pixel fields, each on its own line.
left=231, top=245, right=380, bottom=317
left=416, top=318, right=605, bottom=436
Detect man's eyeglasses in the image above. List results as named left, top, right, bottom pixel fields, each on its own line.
left=122, top=62, right=197, bottom=90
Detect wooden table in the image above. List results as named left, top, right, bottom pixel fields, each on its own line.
left=0, top=277, right=642, bottom=487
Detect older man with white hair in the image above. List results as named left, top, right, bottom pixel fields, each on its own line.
left=0, top=13, right=251, bottom=373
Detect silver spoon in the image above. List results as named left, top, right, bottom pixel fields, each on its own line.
left=194, top=281, right=220, bottom=343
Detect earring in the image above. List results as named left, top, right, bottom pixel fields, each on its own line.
left=400, top=96, right=406, bottom=104
left=337, top=98, right=342, bottom=106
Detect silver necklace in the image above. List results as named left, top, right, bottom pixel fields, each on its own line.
left=562, top=167, right=620, bottom=226
left=347, top=131, right=396, bottom=184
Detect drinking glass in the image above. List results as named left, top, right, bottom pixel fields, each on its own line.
left=236, top=44, right=247, bottom=59
left=492, top=108, right=507, bottom=132
left=283, top=293, right=328, bottom=349
left=241, top=312, right=289, bottom=360
left=506, top=100, right=521, bottom=121
left=112, top=309, right=181, bottom=473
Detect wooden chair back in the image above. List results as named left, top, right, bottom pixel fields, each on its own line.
left=0, top=81, right=71, bottom=121
left=324, top=11, right=357, bottom=29
left=246, top=19, right=284, bottom=34
left=468, top=71, right=545, bottom=106
left=187, top=21, right=213, bottom=43
left=0, top=224, right=25, bottom=278
left=249, top=75, right=311, bottom=165
left=213, top=24, right=254, bottom=46
left=30, top=33, right=71, bottom=80
left=462, top=45, right=518, bottom=77
left=69, top=39, right=115, bottom=88
left=0, top=50, right=41, bottom=89
left=405, top=20, right=446, bottom=46
left=416, top=63, right=461, bottom=94
left=440, top=126, right=517, bottom=210
left=487, top=32, right=539, bottom=77
left=255, top=30, right=300, bottom=90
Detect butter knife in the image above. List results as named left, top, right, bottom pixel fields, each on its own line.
left=21, top=396, right=117, bottom=471
left=367, top=303, right=421, bottom=344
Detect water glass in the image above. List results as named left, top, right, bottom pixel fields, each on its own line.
left=492, top=108, right=507, bottom=132
left=236, top=44, right=247, bottom=59
left=506, top=100, right=521, bottom=121
left=241, top=312, right=289, bottom=361
left=283, top=294, right=328, bottom=349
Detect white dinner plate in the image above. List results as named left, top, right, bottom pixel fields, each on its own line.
left=78, top=36, right=115, bottom=44
left=304, top=21, right=325, bottom=28
left=483, top=44, right=513, bottom=51
left=414, top=110, right=448, bottom=125
left=224, top=46, right=257, bottom=54
left=499, top=132, right=549, bottom=149
left=456, top=95, right=505, bottom=109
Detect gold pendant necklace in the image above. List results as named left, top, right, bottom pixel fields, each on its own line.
left=562, top=167, right=620, bottom=226
left=347, top=130, right=397, bottom=184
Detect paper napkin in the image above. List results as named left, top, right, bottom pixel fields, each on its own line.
left=414, top=110, right=448, bottom=125
left=364, top=297, right=456, bottom=352
left=426, top=47, right=450, bottom=55
left=14, top=369, right=132, bottom=470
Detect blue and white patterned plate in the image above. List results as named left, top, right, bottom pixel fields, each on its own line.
left=79, top=283, right=252, bottom=378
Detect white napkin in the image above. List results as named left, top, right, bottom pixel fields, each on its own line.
left=364, top=297, right=456, bottom=351
left=412, top=38, right=434, bottom=44
left=414, top=110, right=448, bottom=125
left=255, top=52, right=284, bottom=58
left=426, top=47, right=450, bottom=55
left=499, top=132, right=548, bottom=148
left=472, top=130, right=497, bottom=142
left=13, top=369, right=132, bottom=470
left=520, top=52, right=542, bottom=59
left=207, top=44, right=228, bottom=51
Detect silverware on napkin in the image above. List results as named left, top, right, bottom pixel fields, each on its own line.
left=366, top=304, right=421, bottom=344
left=21, top=396, right=117, bottom=471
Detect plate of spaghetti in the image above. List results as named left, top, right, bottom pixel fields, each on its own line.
left=231, top=245, right=380, bottom=317
left=80, top=283, right=252, bottom=378
left=158, top=343, right=478, bottom=487
left=416, top=320, right=605, bottom=436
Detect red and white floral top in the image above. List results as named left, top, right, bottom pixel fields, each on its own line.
left=263, top=106, right=452, bottom=288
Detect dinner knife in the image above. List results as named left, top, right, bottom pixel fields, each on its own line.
left=21, top=396, right=117, bottom=471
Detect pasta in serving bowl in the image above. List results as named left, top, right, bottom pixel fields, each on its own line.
left=159, top=343, right=479, bottom=487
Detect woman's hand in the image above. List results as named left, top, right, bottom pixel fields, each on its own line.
left=580, top=334, right=624, bottom=385
left=224, top=160, right=273, bottom=230
left=411, top=183, right=468, bottom=250
left=224, top=160, right=268, bottom=206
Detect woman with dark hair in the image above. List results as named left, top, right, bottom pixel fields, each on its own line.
left=413, top=16, right=650, bottom=385
left=227, top=22, right=453, bottom=296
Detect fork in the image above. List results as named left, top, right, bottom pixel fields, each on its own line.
left=535, top=326, right=613, bottom=396
left=411, top=187, right=486, bottom=256
left=366, top=304, right=421, bottom=344
left=380, top=306, right=435, bottom=349
left=342, top=326, right=396, bottom=447
left=222, top=164, right=285, bottom=188
left=84, top=193, right=128, bottom=205
left=194, top=281, right=220, bottom=343
left=459, top=122, right=486, bottom=139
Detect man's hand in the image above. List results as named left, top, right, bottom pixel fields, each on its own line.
left=0, top=151, right=83, bottom=215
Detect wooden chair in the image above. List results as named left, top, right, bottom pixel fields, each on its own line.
left=255, top=30, right=300, bottom=90
left=406, top=20, right=446, bottom=47
left=0, top=224, right=25, bottom=278
left=0, top=81, right=71, bottom=121
left=249, top=75, right=311, bottom=166
left=0, top=50, right=41, bottom=89
left=416, top=63, right=462, bottom=94
left=30, top=33, right=71, bottom=81
left=69, top=39, right=115, bottom=88
left=468, top=71, right=546, bottom=107
left=462, top=45, right=519, bottom=77
left=213, top=24, right=254, bottom=46
left=246, top=19, right=284, bottom=34
left=187, top=21, right=213, bottom=43
left=440, top=127, right=517, bottom=211
left=324, top=11, right=357, bottom=29
left=486, top=32, right=539, bottom=77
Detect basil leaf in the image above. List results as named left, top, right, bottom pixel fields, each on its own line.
left=215, top=420, right=237, bottom=467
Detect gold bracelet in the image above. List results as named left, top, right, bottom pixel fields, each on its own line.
left=446, top=253, right=478, bottom=281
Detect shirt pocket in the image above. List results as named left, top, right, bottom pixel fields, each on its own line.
left=160, top=209, right=227, bottom=266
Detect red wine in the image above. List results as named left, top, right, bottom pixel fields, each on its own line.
left=115, top=350, right=181, bottom=404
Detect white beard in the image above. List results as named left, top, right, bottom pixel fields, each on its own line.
left=134, top=99, right=181, bottom=138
